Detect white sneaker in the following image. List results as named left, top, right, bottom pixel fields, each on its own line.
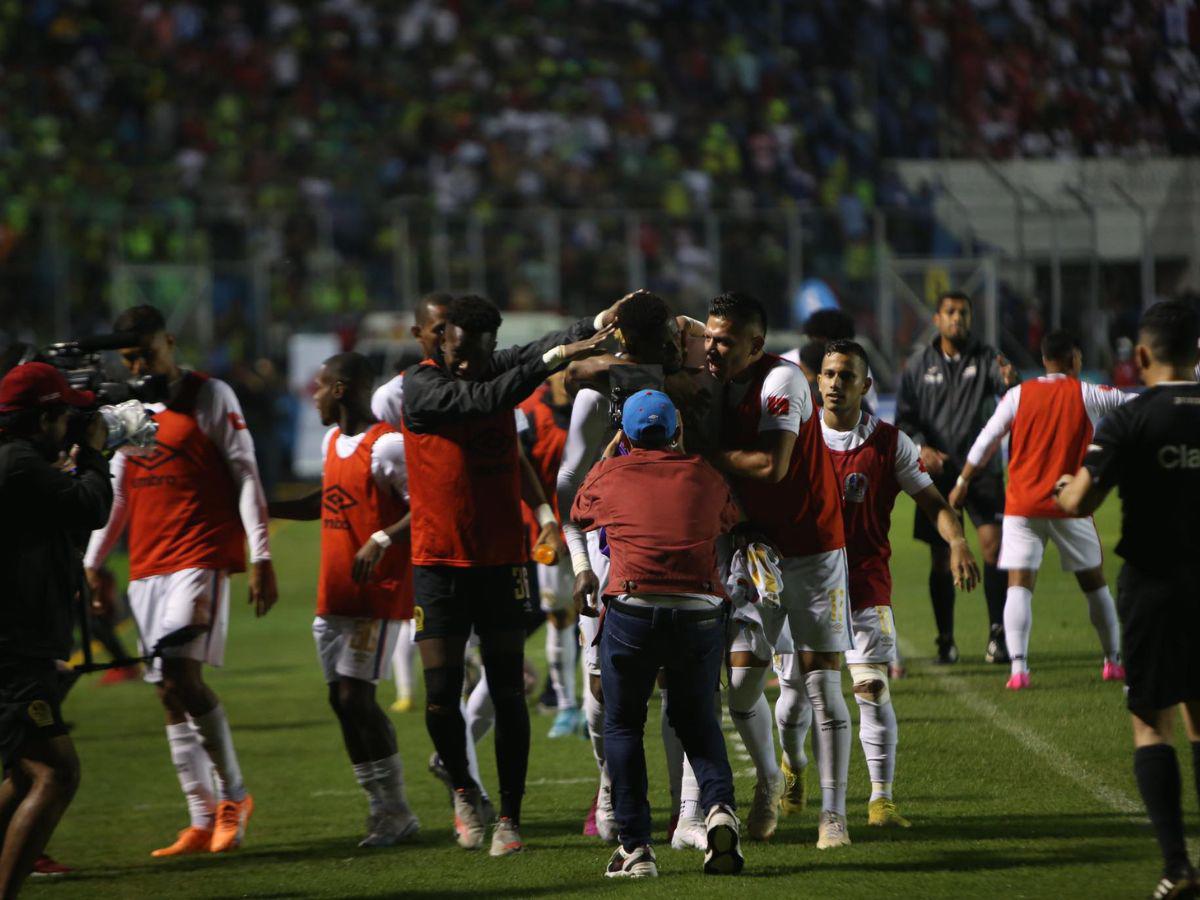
left=359, top=806, right=421, bottom=847
left=489, top=816, right=524, bottom=857
left=605, top=844, right=657, bottom=878
left=670, top=814, right=707, bottom=850
left=453, top=788, right=486, bottom=850
left=595, top=773, right=618, bottom=843
left=816, top=809, right=851, bottom=850
left=702, top=804, right=744, bottom=875
left=746, top=771, right=784, bottom=841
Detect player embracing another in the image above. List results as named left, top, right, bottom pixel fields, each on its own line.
left=270, top=352, right=418, bottom=848
left=817, top=340, right=979, bottom=827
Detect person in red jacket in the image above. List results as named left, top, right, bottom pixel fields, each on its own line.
left=270, top=352, right=417, bottom=848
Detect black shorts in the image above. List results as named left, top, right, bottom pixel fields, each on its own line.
left=0, top=659, right=69, bottom=769
left=412, top=564, right=538, bottom=642
left=1118, top=563, right=1200, bottom=722
left=914, top=471, right=1005, bottom=546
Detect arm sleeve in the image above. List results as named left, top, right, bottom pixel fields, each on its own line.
left=489, top=317, right=597, bottom=372
left=401, top=359, right=552, bottom=431
left=558, top=389, right=610, bottom=560
left=371, top=432, right=409, bottom=500
left=371, top=375, right=404, bottom=427
left=895, top=429, right=936, bottom=495
left=569, top=466, right=606, bottom=532
left=84, top=450, right=128, bottom=568
left=758, top=363, right=806, bottom=433
left=1082, top=406, right=1130, bottom=489
left=1082, top=382, right=1137, bottom=426
left=965, top=385, right=1020, bottom=467
left=203, top=380, right=272, bottom=562
left=895, top=361, right=925, bottom=445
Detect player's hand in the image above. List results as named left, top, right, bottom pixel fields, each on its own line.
left=1052, top=474, right=1073, bottom=498
left=602, top=428, right=626, bottom=459
left=536, top=521, right=566, bottom=559
left=947, top=481, right=968, bottom=510
left=997, top=354, right=1019, bottom=388
left=352, top=536, right=387, bottom=584
left=85, top=566, right=110, bottom=615
left=562, top=324, right=617, bottom=363
left=249, top=559, right=278, bottom=617
left=573, top=570, right=600, bottom=617
left=949, top=538, right=980, bottom=592
left=919, top=445, right=949, bottom=476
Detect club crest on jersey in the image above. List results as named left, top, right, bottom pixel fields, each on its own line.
left=844, top=471, right=868, bottom=503
left=126, top=441, right=181, bottom=471
left=323, top=485, right=358, bottom=515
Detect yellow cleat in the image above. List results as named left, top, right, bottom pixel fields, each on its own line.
left=867, top=798, right=912, bottom=828
left=779, top=761, right=806, bottom=816
left=151, top=826, right=213, bottom=858
left=390, top=695, right=413, bottom=713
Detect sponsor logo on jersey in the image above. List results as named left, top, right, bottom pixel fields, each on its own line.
left=323, top=484, right=358, bottom=515
left=765, top=394, right=790, bottom=418
left=844, top=471, right=868, bottom=503
left=1158, top=444, right=1200, bottom=469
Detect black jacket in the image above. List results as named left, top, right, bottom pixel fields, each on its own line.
left=0, top=439, right=112, bottom=660
left=895, top=336, right=1010, bottom=476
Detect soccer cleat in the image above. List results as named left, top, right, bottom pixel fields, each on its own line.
left=584, top=791, right=600, bottom=837
left=779, top=760, right=806, bottom=816
left=389, top=694, right=413, bottom=713
left=98, top=664, right=141, bottom=685
left=934, top=636, right=959, bottom=665
left=31, top=854, right=73, bottom=876
left=548, top=707, right=582, bottom=739
left=605, top=844, right=658, bottom=878
left=671, top=814, right=707, bottom=850
left=1005, top=672, right=1031, bottom=691
left=867, top=798, right=912, bottom=828
left=151, top=826, right=214, bottom=858
left=453, top=787, right=487, bottom=850
left=1150, top=869, right=1199, bottom=899
left=746, top=771, right=784, bottom=841
left=816, top=810, right=851, bottom=850
left=1102, top=660, right=1126, bottom=682
left=594, top=776, right=618, bottom=843
left=985, top=626, right=1010, bottom=664
left=359, top=807, right=421, bottom=847
left=210, top=794, right=254, bottom=852
left=489, top=816, right=524, bottom=857
left=703, top=804, right=744, bottom=875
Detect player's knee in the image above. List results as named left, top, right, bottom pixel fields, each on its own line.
left=589, top=677, right=604, bottom=705
left=850, top=664, right=890, bottom=706
left=483, top=654, right=525, bottom=708
left=728, top=665, right=766, bottom=713
left=424, top=665, right=464, bottom=715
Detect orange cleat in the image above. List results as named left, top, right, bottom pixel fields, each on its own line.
left=210, top=794, right=254, bottom=852
left=151, top=827, right=214, bottom=858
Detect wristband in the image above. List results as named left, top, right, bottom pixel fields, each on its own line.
left=370, top=530, right=392, bottom=548
left=955, top=475, right=967, bottom=490
left=542, top=345, right=568, bottom=369
left=535, top=503, right=557, bottom=529
left=571, top=552, right=593, bottom=577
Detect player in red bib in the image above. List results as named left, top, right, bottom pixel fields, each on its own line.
left=271, top=352, right=418, bottom=847
left=84, top=305, right=276, bottom=857
left=951, top=330, right=1133, bottom=690
left=815, top=340, right=979, bottom=828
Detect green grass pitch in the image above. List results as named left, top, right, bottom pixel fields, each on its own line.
left=32, top=496, right=1197, bottom=898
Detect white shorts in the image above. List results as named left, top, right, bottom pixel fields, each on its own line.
left=844, top=605, right=898, bottom=666
left=538, top=558, right=575, bottom=615
left=313, top=615, right=401, bottom=684
left=998, top=515, right=1102, bottom=573
left=730, top=609, right=794, bottom=660
left=128, top=568, right=230, bottom=684
left=581, top=530, right=611, bottom=677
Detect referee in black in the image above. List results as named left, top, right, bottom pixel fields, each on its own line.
left=896, top=290, right=1018, bottom=664
left=1056, top=300, right=1200, bottom=899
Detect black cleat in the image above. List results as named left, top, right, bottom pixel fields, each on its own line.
left=935, top=635, right=959, bottom=665
left=984, top=625, right=1010, bottom=664
left=1150, top=868, right=1198, bottom=899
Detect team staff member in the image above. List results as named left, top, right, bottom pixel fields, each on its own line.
left=571, top=390, right=743, bottom=879
left=0, top=363, right=112, bottom=898
left=1056, top=300, right=1200, bottom=899
left=896, top=290, right=1018, bottom=664
left=401, top=293, right=612, bottom=857
left=84, top=305, right=277, bottom=858
left=270, top=353, right=418, bottom=849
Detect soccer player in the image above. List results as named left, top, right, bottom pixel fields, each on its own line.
left=703, top=291, right=852, bottom=849
left=817, top=340, right=979, bottom=826
left=401, top=293, right=610, bottom=856
left=84, top=305, right=276, bottom=857
left=1055, top=300, right=1200, bottom=899
left=950, top=329, right=1132, bottom=690
left=269, top=352, right=418, bottom=847
left=896, top=290, right=1018, bottom=664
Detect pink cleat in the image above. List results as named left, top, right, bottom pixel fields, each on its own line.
left=1005, top=672, right=1031, bottom=691
left=584, top=791, right=599, bottom=837
left=1102, top=660, right=1126, bottom=682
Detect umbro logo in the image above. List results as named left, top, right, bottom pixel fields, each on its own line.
left=127, top=441, right=181, bottom=471
left=323, top=485, right=358, bottom=514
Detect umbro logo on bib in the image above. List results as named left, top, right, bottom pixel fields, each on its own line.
left=323, top=485, right=358, bottom=514
left=127, top=442, right=181, bottom=471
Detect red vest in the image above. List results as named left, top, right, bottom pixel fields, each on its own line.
left=825, top=420, right=901, bottom=609
left=402, top=362, right=526, bottom=568
left=722, top=354, right=845, bottom=558
left=124, top=372, right=245, bottom=580
left=1007, top=377, right=1091, bottom=518
left=518, top=384, right=568, bottom=549
left=318, top=423, right=412, bottom=619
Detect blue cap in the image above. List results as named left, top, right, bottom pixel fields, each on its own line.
left=621, top=390, right=677, bottom=443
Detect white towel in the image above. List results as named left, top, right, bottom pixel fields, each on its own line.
left=726, top=543, right=783, bottom=608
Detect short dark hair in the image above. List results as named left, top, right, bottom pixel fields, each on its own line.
left=1040, top=329, right=1079, bottom=364
left=415, top=291, right=453, bottom=324
left=804, top=309, right=855, bottom=341
left=1139, top=300, right=1200, bottom=367
left=798, top=340, right=826, bottom=375
left=823, top=338, right=871, bottom=374
left=113, top=304, right=167, bottom=336
left=447, top=294, right=502, bottom=335
left=936, top=290, right=972, bottom=312
left=616, top=290, right=672, bottom=346
left=323, top=351, right=375, bottom=390
left=709, top=291, right=768, bottom=336
left=630, top=425, right=672, bottom=449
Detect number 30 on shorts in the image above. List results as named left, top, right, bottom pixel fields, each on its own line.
left=349, top=619, right=381, bottom=653
left=512, top=566, right=532, bottom=602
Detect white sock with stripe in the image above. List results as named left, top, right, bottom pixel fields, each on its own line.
left=804, top=669, right=850, bottom=817
left=391, top=620, right=415, bottom=699
left=352, top=761, right=387, bottom=817
left=373, top=753, right=410, bottom=813
left=193, top=704, right=246, bottom=802
left=166, top=721, right=216, bottom=829
left=546, top=621, right=578, bottom=710
left=729, top=666, right=780, bottom=780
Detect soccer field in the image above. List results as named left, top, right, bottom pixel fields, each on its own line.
left=35, top=495, right=1194, bottom=899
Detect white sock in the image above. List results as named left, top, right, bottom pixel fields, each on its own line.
left=1004, top=586, right=1034, bottom=675
left=193, top=704, right=246, bottom=802
left=1084, top=586, right=1121, bottom=662
left=166, top=722, right=216, bottom=829
left=391, top=620, right=415, bottom=698
left=680, top=756, right=702, bottom=821
left=373, top=753, right=410, bottom=812
left=804, top=669, right=849, bottom=817
left=463, top=674, right=491, bottom=800
left=584, top=686, right=606, bottom=771
left=853, top=695, right=897, bottom=801
left=729, top=666, right=779, bottom=780
left=774, top=678, right=812, bottom=772
left=659, top=688, right=684, bottom=810
left=352, top=761, right=387, bottom=817
left=546, top=621, right=578, bottom=710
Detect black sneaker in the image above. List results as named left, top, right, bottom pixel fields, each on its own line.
left=935, top=635, right=959, bottom=665
left=536, top=674, right=557, bottom=715
left=703, top=804, right=744, bottom=875
left=985, top=626, right=1010, bottom=664
left=1150, top=868, right=1198, bottom=898
left=606, top=844, right=658, bottom=878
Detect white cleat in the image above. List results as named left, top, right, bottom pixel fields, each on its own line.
left=670, top=814, right=707, bottom=850
left=489, top=816, right=524, bottom=857
left=453, top=788, right=486, bottom=850
left=359, top=806, right=421, bottom=847
left=702, top=804, right=744, bottom=875
left=746, top=771, right=784, bottom=841
left=816, top=810, right=851, bottom=850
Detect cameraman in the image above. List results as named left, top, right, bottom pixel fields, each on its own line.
left=0, top=362, right=112, bottom=899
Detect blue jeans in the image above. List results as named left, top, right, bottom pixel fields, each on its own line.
left=600, top=600, right=735, bottom=850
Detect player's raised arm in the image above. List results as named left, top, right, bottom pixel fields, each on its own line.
left=949, top=386, right=1021, bottom=509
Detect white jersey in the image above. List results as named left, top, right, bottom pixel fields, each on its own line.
left=84, top=374, right=271, bottom=570
left=320, top=427, right=409, bottom=500
left=557, top=387, right=612, bottom=566
left=821, top=411, right=933, bottom=497
left=371, top=373, right=405, bottom=428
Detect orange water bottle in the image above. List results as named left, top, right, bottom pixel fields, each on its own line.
left=532, top=543, right=558, bottom=565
